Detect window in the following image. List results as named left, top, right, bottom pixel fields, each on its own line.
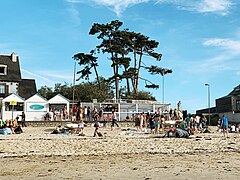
left=236, top=100, right=240, bottom=111
left=0, top=65, right=7, bottom=75
left=5, top=102, right=24, bottom=111
left=0, top=84, right=5, bottom=94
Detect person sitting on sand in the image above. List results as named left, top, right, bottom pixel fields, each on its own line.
left=51, top=125, right=63, bottom=134
left=167, top=125, right=175, bottom=138
left=76, top=120, right=85, bottom=136
left=1, top=124, right=12, bottom=135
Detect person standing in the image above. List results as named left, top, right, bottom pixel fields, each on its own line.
left=139, top=112, right=144, bottom=131
left=154, top=115, right=160, bottom=134
left=21, top=111, right=27, bottom=127
left=221, top=115, right=229, bottom=137
left=111, top=112, right=119, bottom=130
left=160, top=115, right=166, bottom=134
left=84, top=106, right=88, bottom=120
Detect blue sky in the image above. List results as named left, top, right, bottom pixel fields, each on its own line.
left=0, top=0, right=240, bottom=113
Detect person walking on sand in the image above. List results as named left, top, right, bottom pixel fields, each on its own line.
left=93, top=119, right=102, bottom=137
left=221, top=115, right=229, bottom=137
left=111, top=112, right=119, bottom=130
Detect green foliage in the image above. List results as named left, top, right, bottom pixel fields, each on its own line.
left=38, top=77, right=114, bottom=102
left=145, top=65, right=173, bottom=76
left=124, top=90, right=156, bottom=101
left=73, top=20, right=172, bottom=101
left=37, top=86, right=54, bottom=100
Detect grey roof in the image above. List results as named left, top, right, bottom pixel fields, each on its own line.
left=18, top=79, right=37, bottom=99
left=0, top=55, right=21, bottom=82
left=228, top=84, right=240, bottom=97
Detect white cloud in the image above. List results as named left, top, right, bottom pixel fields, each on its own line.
left=22, top=69, right=74, bottom=88
left=67, top=4, right=81, bottom=26
left=65, top=0, right=149, bottom=16
left=188, top=37, right=240, bottom=75
left=156, top=0, right=233, bottom=15
left=22, top=69, right=55, bottom=84
left=64, top=0, right=233, bottom=16
left=203, top=38, right=240, bottom=55
left=197, top=0, right=232, bottom=15
left=185, top=54, right=232, bottom=76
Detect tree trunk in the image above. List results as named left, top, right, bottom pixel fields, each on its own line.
left=93, top=64, right=101, bottom=89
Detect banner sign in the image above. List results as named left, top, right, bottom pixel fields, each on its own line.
left=26, top=103, right=47, bottom=112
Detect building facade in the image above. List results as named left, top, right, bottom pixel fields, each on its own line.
left=197, top=84, right=240, bottom=123
left=0, top=52, right=36, bottom=99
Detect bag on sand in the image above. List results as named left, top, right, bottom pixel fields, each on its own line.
left=97, top=132, right=103, bottom=137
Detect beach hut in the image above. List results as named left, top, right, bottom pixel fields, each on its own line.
left=1, top=93, right=25, bottom=121
left=25, top=94, right=48, bottom=121
left=48, top=94, right=70, bottom=120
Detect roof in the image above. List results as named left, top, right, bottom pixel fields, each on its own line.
left=228, top=84, right=240, bottom=97
left=2, top=93, right=25, bottom=102
left=48, top=94, right=70, bottom=104
left=25, top=93, right=47, bottom=102
left=18, top=79, right=37, bottom=99
left=0, top=54, right=21, bottom=82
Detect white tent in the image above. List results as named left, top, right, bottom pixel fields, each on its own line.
left=48, top=94, right=70, bottom=120
left=1, top=93, right=25, bottom=121
left=25, top=94, right=48, bottom=121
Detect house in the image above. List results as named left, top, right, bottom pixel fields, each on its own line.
left=0, top=52, right=36, bottom=99
left=215, top=85, right=240, bottom=122
left=196, top=84, right=240, bottom=123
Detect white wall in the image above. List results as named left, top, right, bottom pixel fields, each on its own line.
left=3, top=111, right=22, bottom=121
left=7, top=82, right=18, bottom=94
left=25, top=111, right=46, bottom=121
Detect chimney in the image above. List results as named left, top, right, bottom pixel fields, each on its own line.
left=11, top=52, right=17, bottom=62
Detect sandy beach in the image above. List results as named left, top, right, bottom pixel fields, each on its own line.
left=0, top=126, right=240, bottom=179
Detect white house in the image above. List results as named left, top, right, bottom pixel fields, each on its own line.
left=48, top=94, right=70, bottom=120
left=1, top=93, right=25, bottom=121
left=25, top=94, right=48, bottom=121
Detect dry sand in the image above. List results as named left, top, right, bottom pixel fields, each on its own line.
left=0, top=126, right=240, bottom=180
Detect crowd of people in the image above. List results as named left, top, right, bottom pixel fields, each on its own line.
left=1, top=103, right=240, bottom=138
